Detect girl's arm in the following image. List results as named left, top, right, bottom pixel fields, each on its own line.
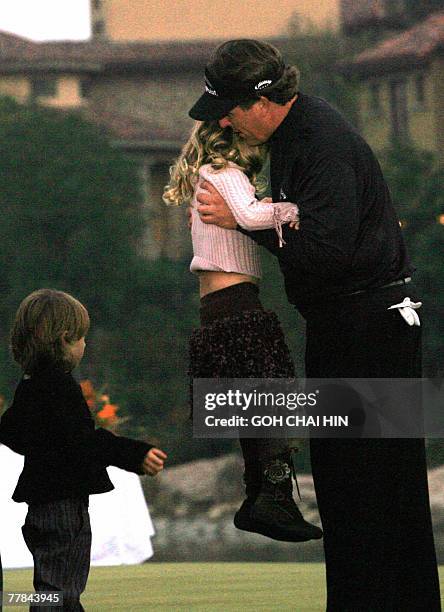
left=199, top=165, right=299, bottom=233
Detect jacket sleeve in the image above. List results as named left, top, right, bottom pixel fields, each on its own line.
left=0, top=405, right=28, bottom=455
left=59, top=384, right=154, bottom=475
left=238, top=157, right=359, bottom=279
left=200, top=165, right=299, bottom=231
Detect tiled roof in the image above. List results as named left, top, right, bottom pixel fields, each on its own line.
left=344, top=10, right=444, bottom=75
left=0, top=33, right=291, bottom=74
left=85, top=109, right=188, bottom=148
left=19, top=104, right=187, bottom=149
left=0, top=31, right=36, bottom=54
left=0, top=36, right=220, bottom=73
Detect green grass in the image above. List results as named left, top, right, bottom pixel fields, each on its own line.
left=3, top=563, right=444, bottom=611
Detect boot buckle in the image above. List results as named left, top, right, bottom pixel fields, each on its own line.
left=264, top=459, right=291, bottom=484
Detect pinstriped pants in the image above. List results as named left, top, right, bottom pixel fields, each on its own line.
left=22, top=497, right=91, bottom=612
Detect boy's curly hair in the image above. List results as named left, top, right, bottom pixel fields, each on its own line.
left=11, top=288, right=90, bottom=374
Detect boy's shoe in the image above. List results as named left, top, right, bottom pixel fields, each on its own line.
left=234, top=456, right=323, bottom=542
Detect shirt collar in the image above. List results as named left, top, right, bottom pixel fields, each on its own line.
left=270, top=91, right=305, bottom=145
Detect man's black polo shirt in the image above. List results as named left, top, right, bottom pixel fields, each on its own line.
left=240, top=92, right=414, bottom=316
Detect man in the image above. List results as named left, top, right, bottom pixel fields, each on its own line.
left=188, top=39, right=440, bottom=611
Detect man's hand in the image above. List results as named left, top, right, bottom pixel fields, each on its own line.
left=196, top=180, right=237, bottom=229
left=142, top=447, right=167, bottom=476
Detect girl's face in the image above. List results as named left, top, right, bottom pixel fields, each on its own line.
left=64, top=335, right=86, bottom=367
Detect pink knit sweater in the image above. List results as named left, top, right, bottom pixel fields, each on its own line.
left=190, top=163, right=299, bottom=278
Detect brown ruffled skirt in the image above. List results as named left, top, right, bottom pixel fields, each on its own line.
left=188, top=282, right=295, bottom=407
left=189, top=281, right=299, bottom=460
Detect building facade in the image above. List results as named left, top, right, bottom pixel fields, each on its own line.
left=3, top=1, right=442, bottom=266
left=342, top=4, right=444, bottom=161
left=0, top=33, right=223, bottom=259
left=90, top=0, right=341, bottom=42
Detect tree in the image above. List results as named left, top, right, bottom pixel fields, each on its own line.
left=381, top=144, right=444, bottom=378
left=0, top=97, right=144, bottom=389
left=284, top=14, right=370, bottom=125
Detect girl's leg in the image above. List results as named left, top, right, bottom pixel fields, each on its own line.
left=236, top=437, right=322, bottom=542
left=191, top=285, right=321, bottom=541
left=238, top=438, right=261, bottom=502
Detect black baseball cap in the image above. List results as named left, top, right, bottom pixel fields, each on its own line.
left=189, top=65, right=285, bottom=121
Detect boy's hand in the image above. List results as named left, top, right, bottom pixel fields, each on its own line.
left=143, top=447, right=167, bottom=476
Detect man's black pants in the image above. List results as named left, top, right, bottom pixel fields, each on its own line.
left=22, top=497, right=91, bottom=612
left=306, top=284, right=441, bottom=612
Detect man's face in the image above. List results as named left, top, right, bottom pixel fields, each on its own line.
left=218, top=101, right=273, bottom=145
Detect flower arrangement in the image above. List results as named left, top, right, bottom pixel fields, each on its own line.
left=80, top=379, right=129, bottom=432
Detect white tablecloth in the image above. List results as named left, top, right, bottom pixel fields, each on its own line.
left=0, top=445, right=155, bottom=568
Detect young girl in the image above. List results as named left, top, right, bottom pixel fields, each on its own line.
left=164, top=121, right=322, bottom=542
left=0, top=289, right=167, bottom=610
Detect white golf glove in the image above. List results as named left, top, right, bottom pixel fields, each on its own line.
left=388, top=297, right=422, bottom=326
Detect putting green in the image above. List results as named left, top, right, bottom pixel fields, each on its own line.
left=3, top=563, right=444, bottom=611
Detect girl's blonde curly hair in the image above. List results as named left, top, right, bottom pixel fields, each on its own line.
left=163, top=121, right=268, bottom=206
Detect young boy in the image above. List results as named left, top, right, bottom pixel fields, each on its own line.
left=0, top=288, right=167, bottom=611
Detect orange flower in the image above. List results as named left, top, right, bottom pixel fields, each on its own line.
left=97, top=403, right=119, bottom=423
left=80, top=380, right=96, bottom=408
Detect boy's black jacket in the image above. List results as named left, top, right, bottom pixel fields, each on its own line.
left=0, top=366, right=153, bottom=504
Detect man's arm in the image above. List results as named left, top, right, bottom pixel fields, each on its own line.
left=197, top=167, right=298, bottom=231
left=240, top=157, right=359, bottom=279
left=195, top=157, right=359, bottom=279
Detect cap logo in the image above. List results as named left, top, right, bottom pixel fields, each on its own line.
left=255, top=79, right=273, bottom=91
left=205, top=79, right=218, bottom=96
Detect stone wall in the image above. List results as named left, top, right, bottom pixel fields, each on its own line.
left=142, top=453, right=444, bottom=562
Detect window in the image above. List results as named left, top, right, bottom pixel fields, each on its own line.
left=414, top=74, right=426, bottom=111
left=30, top=77, right=57, bottom=98
left=80, top=79, right=93, bottom=99
left=369, top=83, right=382, bottom=117
left=389, top=79, right=409, bottom=142
left=93, top=20, right=105, bottom=36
